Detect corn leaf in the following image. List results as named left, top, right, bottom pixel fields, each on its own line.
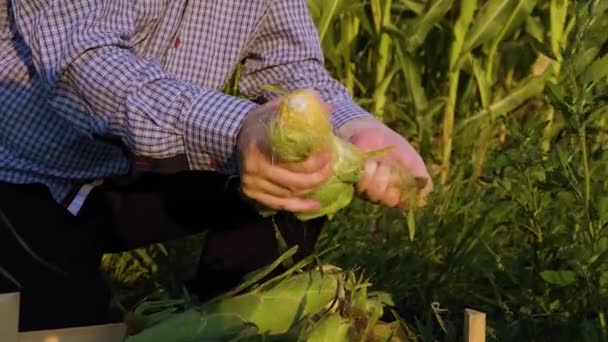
left=395, top=41, right=428, bottom=112
left=487, top=73, right=550, bottom=117
left=486, top=0, right=538, bottom=83
left=370, top=0, right=383, bottom=33
left=525, top=15, right=545, bottom=42
left=550, top=0, right=569, bottom=59
left=457, top=67, right=553, bottom=130
left=461, top=0, right=526, bottom=54
left=471, top=55, right=491, bottom=108
left=403, top=0, right=454, bottom=52
left=452, top=0, right=477, bottom=65
left=397, top=0, right=426, bottom=15
left=315, top=0, right=343, bottom=41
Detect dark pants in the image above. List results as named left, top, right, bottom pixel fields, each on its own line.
left=0, top=171, right=325, bottom=332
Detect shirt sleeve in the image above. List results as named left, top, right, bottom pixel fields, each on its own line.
left=238, top=0, right=374, bottom=130
left=10, top=0, right=258, bottom=175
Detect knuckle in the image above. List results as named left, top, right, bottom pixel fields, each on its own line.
left=312, top=171, right=327, bottom=185
left=388, top=196, right=400, bottom=208
left=242, top=160, right=256, bottom=174
left=240, top=176, right=253, bottom=189
left=241, top=187, right=255, bottom=199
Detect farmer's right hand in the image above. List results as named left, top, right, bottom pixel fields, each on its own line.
left=236, top=94, right=333, bottom=213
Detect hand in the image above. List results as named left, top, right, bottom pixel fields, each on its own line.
left=236, top=91, right=333, bottom=213
left=337, top=116, right=433, bottom=208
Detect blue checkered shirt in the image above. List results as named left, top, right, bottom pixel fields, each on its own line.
left=0, top=0, right=371, bottom=212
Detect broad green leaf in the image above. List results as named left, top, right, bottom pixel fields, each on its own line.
left=540, top=270, right=577, bottom=286
left=404, top=0, right=454, bottom=52
left=585, top=104, right=608, bottom=126
left=584, top=54, right=608, bottom=85
left=600, top=272, right=608, bottom=295
left=572, top=46, right=603, bottom=78
left=545, top=81, right=573, bottom=115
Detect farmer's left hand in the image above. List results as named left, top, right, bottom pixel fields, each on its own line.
left=337, top=116, right=433, bottom=208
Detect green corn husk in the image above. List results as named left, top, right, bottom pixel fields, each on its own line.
left=125, top=269, right=339, bottom=342
left=261, top=89, right=401, bottom=221
left=125, top=250, right=411, bottom=342
left=301, top=313, right=352, bottom=342
left=267, top=89, right=335, bottom=163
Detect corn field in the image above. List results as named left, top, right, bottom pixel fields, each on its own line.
left=2, top=0, right=604, bottom=341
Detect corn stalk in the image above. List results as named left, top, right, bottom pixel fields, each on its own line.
left=440, top=0, right=477, bottom=185
left=371, top=0, right=393, bottom=121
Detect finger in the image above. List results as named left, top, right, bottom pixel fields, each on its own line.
left=252, top=192, right=320, bottom=213
left=366, top=162, right=392, bottom=202
left=265, top=158, right=332, bottom=193
left=356, top=159, right=378, bottom=194
left=395, top=145, right=433, bottom=195
left=280, top=151, right=331, bottom=174
left=242, top=176, right=294, bottom=199
left=384, top=186, right=401, bottom=208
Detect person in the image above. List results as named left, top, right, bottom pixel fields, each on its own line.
left=0, top=0, right=432, bottom=332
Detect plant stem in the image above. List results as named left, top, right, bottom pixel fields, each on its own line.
left=372, top=0, right=392, bottom=121
left=342, top=11, right=360, bottom=94
left=580, top=126, right=593, bottom=240
left=441, top=70, right=460, bottom=185
left=599, top=311, right=607, bottom=341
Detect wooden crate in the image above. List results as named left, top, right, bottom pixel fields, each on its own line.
left=0, top=292, right=127, bottom=342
